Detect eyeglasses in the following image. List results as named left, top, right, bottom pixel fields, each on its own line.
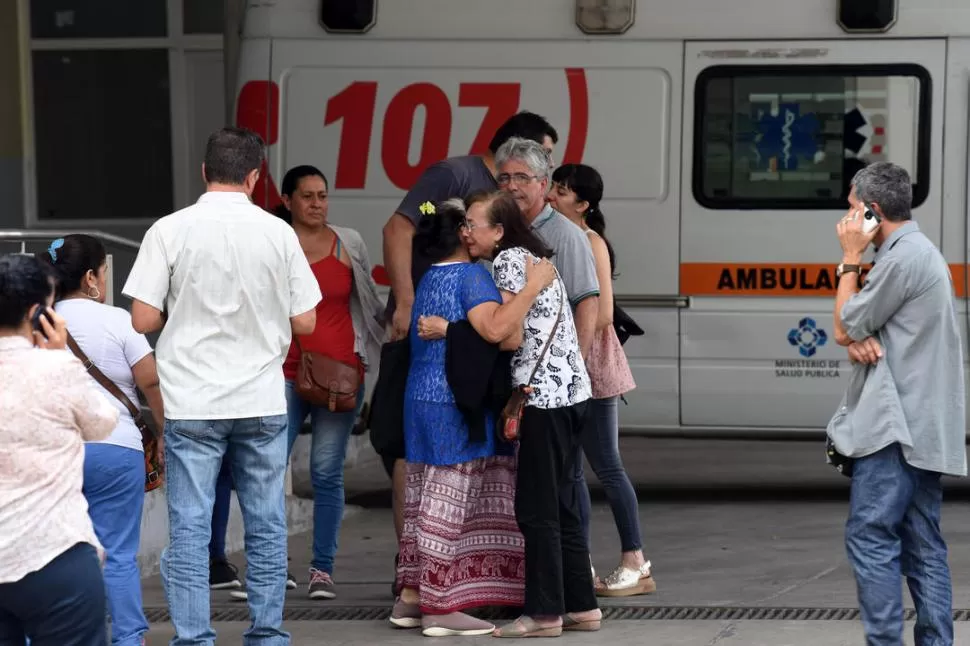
left=496, top=172, right=540, bottom=186
left=461, top=220, right=491, bottom=233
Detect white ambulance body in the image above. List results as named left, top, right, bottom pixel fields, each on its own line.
left=236, top=0, right=970, bottom=437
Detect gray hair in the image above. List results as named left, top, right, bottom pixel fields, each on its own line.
left=439, top=197, right=466, bottom=215
left=494, top=137, right=552, bottom=180
left=851, top=162, right=913, bottom=222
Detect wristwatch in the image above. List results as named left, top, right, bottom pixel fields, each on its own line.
left=836, top=263, right=861, bottom=279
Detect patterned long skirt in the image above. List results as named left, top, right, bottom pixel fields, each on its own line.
left=396, top=455, right=525, bottom=614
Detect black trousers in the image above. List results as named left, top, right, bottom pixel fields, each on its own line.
left=0, top=542, right=106, bottom=646
left=515, top=401, right=599, bottom=616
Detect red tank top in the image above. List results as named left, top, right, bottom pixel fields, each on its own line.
left=283, top=235, right=361, bottom=381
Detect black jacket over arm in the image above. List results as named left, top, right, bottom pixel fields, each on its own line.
left=444, top=320, right=513, bottom=444
left=367, top=338, right=410, bottom=459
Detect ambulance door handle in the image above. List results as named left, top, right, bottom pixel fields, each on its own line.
left=614, top=295, right=690, bottom=309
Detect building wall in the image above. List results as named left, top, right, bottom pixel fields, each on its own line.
left=2, top=0, right=382, bottom=573
left=0, top=0, right=24, bottom=228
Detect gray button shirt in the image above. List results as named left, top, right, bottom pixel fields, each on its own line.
left=828, top=221, right=967, bottom=476
left=530, top=204, right=600, bottom=306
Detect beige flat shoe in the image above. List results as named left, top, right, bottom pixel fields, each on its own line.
left=493, top=616, right=563, bottom=638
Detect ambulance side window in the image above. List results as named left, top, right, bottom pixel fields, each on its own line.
left=693, top=64, right=930, bottom=210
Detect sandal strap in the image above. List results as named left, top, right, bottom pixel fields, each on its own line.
left=498, top=616, right=557, bottom=636
left=602, top=561, right=652, bottom=588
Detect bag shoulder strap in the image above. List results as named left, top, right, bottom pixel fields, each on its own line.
left=525, top=290, right=564, bottom=384
left=66, top=332, right=144, bottom=424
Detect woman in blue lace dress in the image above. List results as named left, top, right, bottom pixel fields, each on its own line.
left=391, top=198, right=554, bottom=638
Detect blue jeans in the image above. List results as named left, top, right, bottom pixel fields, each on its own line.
left=82, top=444, right=149, bottom=646
left=575, top=396, right=643, bottom=553
left=209, top=455, right=233, bottom=561
left=846, top=443, right=953, bottom=646
left=161, top=416, right=290, bottom=646
left=285, top=381, right=364, bottom=575
left=0, top=543, right=106, bottom=646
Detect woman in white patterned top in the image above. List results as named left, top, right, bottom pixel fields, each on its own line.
left=0, top=253, right=119, bottom=645
left=421, top=192, right=602, bottom=638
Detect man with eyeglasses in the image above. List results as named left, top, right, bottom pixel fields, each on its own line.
left=379, top=111, right=558, bottom=595
left=495, top=136, right=599, bottom=359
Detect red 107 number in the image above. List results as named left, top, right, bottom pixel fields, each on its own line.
left=236, top=70, right=587, bottom=207
left=324, top=81, right=521, bottom=190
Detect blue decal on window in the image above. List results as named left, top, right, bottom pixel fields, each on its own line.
left=746, top=103, right=821, bottom=171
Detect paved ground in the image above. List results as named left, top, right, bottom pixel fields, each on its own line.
left=143, top=619, right=970, bottom=645
left=141, top=437, right=970, bottom=644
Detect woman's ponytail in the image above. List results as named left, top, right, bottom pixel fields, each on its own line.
left=584, top=206, right=617, bottom=277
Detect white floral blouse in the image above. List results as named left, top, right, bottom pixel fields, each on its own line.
left=492, top=247, right=592, bottom=410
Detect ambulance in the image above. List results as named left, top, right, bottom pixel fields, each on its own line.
left=233, top=0, right=970, bottom=437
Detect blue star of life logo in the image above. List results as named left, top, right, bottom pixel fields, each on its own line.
left=788, top=317, right=827, bottom=357
left=744, top=103, right=821, bottom=171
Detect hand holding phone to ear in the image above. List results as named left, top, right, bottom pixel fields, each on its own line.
left=837, top=204, right=880, bottom=260
left=32, top=306, right=68, bottom=351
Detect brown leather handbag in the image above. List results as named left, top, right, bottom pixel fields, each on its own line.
left=500, top=297, right=563, bottom=442
left=66, top=333, right=163, bottom=492
left=294, top=338, right=361, bottom=412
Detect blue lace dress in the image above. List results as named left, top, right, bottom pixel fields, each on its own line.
left=404, top=262, right=503, bottom=466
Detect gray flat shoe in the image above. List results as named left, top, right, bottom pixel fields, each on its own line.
left=422, top=612, right=495, bottom=637
left=389, top=598, right=421, bottom=629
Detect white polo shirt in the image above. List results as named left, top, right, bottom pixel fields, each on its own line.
left=122, top=191, right=321, bottom=420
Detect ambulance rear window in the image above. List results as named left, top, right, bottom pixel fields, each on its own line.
left=693, top=64, right=930, bottom=210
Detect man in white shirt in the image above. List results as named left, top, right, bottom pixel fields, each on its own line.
left=123, top=127, right=321, bottom=645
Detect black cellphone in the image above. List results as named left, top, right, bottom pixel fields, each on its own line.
left=30, top=305, right=49, bottom=340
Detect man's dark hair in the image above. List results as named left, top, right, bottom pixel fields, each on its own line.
left=0, top=254, right=56, bottom=330
left=488, top=111, right=559, bottom=155
left=38, top=234, right=107, bottom=300
left=203, top=127, right=266, bottom=185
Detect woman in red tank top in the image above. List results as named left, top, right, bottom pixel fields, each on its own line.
left=275, top=165, right=380, bottom=600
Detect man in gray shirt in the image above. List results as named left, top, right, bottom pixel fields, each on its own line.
left=830, top=161, right=966, bottom=646
left=494, top=137, right=600, bottom=356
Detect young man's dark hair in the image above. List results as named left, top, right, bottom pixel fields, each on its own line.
left=202, top=127, right=265, bottom=185
left=488, top=111, right=558, bottom=154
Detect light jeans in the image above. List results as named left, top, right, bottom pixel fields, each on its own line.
left=160, top=416, right=290, bottom=646
left=82, top=444, right=149, bottom=646
left=285, top=381, right=364, bottom=575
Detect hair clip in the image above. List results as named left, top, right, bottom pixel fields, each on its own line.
left=48, top=238, right=64, bottom=263
left=419, top=201, right=436, bottom=216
